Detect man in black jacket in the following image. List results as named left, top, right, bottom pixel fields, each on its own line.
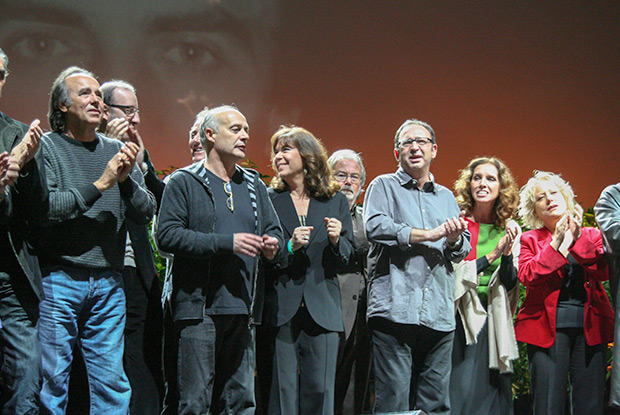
left=100, top=80, right=164, bottom=415
left=157, top=105, right=283, bottom=414
left=0, top=46, right=45, bottom=414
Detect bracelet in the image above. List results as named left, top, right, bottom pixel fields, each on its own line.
left=287, top=239, right=294, bottom=255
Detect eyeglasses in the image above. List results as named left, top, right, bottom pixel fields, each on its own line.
left=398, top=137, right=433, bottom=149
left=109, top=104, right=139, bottom=117
left=334, top=172, right=361, bottom=184
left=0, top=69, right=9, bottom=82
left=223, top=181, right=234, bottom=212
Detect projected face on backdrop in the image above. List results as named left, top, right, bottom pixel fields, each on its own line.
left=0, top=0, right=278, bottom=167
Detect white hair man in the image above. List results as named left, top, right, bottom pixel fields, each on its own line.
left=328, top=149, right=372, bottom=414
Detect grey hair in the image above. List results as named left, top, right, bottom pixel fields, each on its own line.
left=100, top=80, right=137, bottom=106
left=327, top=149, right=367, bottom=188
left=194, top=106, right=210, bottom=126
left=199, top=104, right=241, bottom=148
left=518, top=170, right=576, bottom=230
left=0, top=47, right=8, bottom=69
left=48, top=66, right=96, bottom=133
left=394, top=118, right=436, bottom=148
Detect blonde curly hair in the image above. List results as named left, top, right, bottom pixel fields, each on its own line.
left=518, top=170, right=576, bottom=230
left=270, top=126, right=340, bottom=199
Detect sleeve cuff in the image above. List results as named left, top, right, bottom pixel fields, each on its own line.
left=78, top=184, right=102, bottom=206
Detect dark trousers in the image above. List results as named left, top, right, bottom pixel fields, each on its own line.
left=334, top=296, right=372, bottom=415
left=369, top=317, right=453, bottom=415
left=269, top=306, right=340, bottom=415
left=528, top=328, right=606, bottom=415
left=123, top=266, right=163, bottom=415
left=161, top=306, right=179, bottom=415
left=176, top=314, right=255, bottom=415
left=0, top=271, right=40, bottom=415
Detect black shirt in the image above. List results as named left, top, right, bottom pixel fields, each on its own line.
left=204, top=169, right=255, bottom=315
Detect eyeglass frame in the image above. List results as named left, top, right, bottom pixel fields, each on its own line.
left=397, top=137, right=434, bottom=149
left=223, top=181, right=234, bottom=212
left=108, top=103, right=140, bottom=117
left=334, top=171, right=362, bottom=184
left=0, top=69, right=9, bottom=82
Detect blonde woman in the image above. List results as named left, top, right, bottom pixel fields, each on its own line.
left=515, top=171, right=613, bottom=415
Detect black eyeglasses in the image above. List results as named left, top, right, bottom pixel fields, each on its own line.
left=223, top=181, right=234, bottom=212
left=0, top=69, right=9, bottom=81
left=108, top=104, right=139, bottom=117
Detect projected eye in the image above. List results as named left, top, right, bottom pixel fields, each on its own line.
left=11, top=33, right=70, bottom=60
left=149, top=32, right=223, bottom=72
left=162, top=41, right=216, bottom=67
left=0, top=21, right=93, bottom=65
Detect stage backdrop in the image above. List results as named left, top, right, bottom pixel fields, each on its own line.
left=1, top=1, right=618, bottom=207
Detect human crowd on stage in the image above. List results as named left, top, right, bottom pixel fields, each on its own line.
left=0, top=48, right=619, bottom=415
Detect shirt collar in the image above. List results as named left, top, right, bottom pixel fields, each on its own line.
left=395, top=167, right=436, bottom=193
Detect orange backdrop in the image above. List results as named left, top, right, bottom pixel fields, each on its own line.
left=0, top=1, right=618, bottom=206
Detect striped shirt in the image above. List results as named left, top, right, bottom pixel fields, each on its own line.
left=34, top=132, right=155, bottom=270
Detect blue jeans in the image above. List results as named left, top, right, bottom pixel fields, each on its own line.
left=176, top=314, right=255, bottom=415
left=38, top=265, right=131, bottom=415
left=0, top=271, right=41, bottom=414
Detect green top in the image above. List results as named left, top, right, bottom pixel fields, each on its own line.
left=477, top=224, right=504, bottom=300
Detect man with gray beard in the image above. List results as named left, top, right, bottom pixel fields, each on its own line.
left=328, top=149, right=371, bottom=415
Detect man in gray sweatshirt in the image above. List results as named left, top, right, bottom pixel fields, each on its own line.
left=33, top=66, right=156, bottom=415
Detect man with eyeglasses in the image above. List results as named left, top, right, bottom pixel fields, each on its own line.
left=328, top=149, right=372, bottom=415
left=363, top=118, right=470, bottom=414
left=156, top=105, right=283, bottom=414
left=0, top=46, right=46, bottom=415
left=100, top=80, right=164, bottom=415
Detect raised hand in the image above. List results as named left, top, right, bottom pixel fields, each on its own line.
left=551, top=212, right=569, bottom=251
left=117, top=142, right=139, bottom=183
left=291, top=225, right=314, bottom=251
left=445, top=210, right=468, bottom=245
left=0, top=152, right=10, bottom=191
left=10, top=119, right=43, bottom=168
left=105, top=118, right=129, bottom=140
left=325, top=217, right=342, bottom=247
left=568, top=204, right=583, bottom=242
left=126, top=129, right=146, bottom=167
left=502, top=223, right=519, bottom=255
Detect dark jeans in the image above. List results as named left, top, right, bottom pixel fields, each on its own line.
left=123, top=266, right=163, bottom=415
left=528, top=328, right=606, bottom=415
left=176, top=314, right=255, bottom=415
left=369, top=317, right=453, bottom=415
left=0, top=271, right=40, bottom=415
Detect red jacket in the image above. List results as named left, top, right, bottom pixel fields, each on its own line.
left=515, top=227, right=613, bottom=348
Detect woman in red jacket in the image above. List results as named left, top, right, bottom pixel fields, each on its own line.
left=515, top=171, right=613, bottom=415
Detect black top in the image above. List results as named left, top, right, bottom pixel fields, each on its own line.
left=205, top=169, right=254, bottom=315
left=556, top=254, right=586, bottom=328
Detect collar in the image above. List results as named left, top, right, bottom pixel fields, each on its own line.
left=395, top=167, right=436, bottom=193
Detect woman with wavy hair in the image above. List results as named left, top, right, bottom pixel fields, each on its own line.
left=515, top=171, right=613, bottom=415
left=450, top=157, right=520, bottom=415
left=263, top=126, right=354, bottom=415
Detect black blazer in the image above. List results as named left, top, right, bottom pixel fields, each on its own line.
left=265, top=189, right=354, bottom=332
left=0, top=112, right=47, bottom=301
